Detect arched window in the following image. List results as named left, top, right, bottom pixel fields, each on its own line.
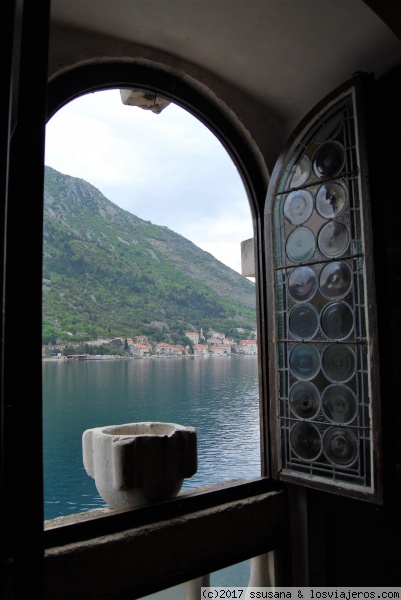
left=39, top=64, right=284, bottom=599
left=43, top=87, right=261, bottom=518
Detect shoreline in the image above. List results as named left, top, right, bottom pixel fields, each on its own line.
left=42, top=353, right=257, bottom=361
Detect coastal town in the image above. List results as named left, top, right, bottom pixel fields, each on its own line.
left=44, top=327, right=258, bottom=359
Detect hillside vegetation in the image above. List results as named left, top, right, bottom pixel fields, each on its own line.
left=43, top=166, right=256, bottom=344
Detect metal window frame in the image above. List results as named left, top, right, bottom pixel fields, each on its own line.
left=264, top=74, right=383, bottom=504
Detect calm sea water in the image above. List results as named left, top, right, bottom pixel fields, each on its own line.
left=42, top=355, right=261, bottom=592
left=43, top=355, right=260, bottom=517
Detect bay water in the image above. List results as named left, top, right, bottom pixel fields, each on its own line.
left=43, top=354, right=261, bottom=591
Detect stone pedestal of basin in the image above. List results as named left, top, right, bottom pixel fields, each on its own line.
left=82, top=422, right=197, bottom=509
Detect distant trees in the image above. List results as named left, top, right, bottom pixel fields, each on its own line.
left=109, top=338, right=123, bottom=350
left=42, top=167, right=257, bottom=346
left=61, top=342, right=125, bottom=356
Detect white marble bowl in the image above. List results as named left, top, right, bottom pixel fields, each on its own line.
left=82, top=422, right=197, bottom=509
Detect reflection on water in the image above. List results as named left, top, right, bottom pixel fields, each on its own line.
left=43, top=355, right=261, bottom=520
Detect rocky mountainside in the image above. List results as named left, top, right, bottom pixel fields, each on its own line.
left=43, top=166, right=256, bottom=344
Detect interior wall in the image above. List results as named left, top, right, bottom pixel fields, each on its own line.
left=373, top=65, right=401, bottom=477
left=47, top=24, right=284, bottom=177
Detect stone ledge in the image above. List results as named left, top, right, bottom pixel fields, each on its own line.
left=44, top=479, right=247, bottom=529
left=44, top=485, right=288, bottom=600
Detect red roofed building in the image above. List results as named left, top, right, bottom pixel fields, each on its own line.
left=239, top=340, right=257, bottom=354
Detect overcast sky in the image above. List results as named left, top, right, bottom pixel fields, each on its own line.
left=45, top=89, right=254, bottom=275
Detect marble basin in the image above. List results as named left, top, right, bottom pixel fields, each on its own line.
left=82, top=422, right=197, bottom=509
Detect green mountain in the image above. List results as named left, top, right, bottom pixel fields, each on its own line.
left=43, top=166, right=256, bottom=345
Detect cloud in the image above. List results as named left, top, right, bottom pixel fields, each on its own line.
left=45, top=89, right=254, bottom=274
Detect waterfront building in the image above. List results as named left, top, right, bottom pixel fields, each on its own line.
left=239, top=340, right=258, bottom=355
left=209, top=344, right=232, bottom=356
left=130, top=343, right=151, bottom=358
left=193, top=344, right=208, bottom=357
left=185, top=331, right=199, bottom=345
left=207, top=336, right=223, bottom=346
left=155, top=343, right=185, bottom=356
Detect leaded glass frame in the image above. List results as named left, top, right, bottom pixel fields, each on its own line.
left=265, top=76, right=382, bottom=503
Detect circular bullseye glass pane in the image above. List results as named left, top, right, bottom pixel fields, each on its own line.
left=286, top=227, right=316, bottom=263
left=322, top=344, right=355, bottom=382
left=316, top=181, right=348, bottom=218
left=313, top=141, right=345, bottom=178
left=284, top=190, right=314, bottom=225
left=322, top=384, right=357, bottom=424
left=289, top=304, right=319, bottom=339
left=318, top=221, right=349, bottom=258
left=323, top=427, right=358, bottom=466
left=315, top=115, right=343, bottom=144
left=321, top=302, right=353, bottom=340
left=289, top=156, right=311, bottom=188
left=290, top=422, right=322, bottom=461
left=288, top=266, right=318, bottom=302
left=320, top=261, right=352, bottom=299
left=290, top=382, right=320, bottom=420
left=289, top=344, right=320, bottom=379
